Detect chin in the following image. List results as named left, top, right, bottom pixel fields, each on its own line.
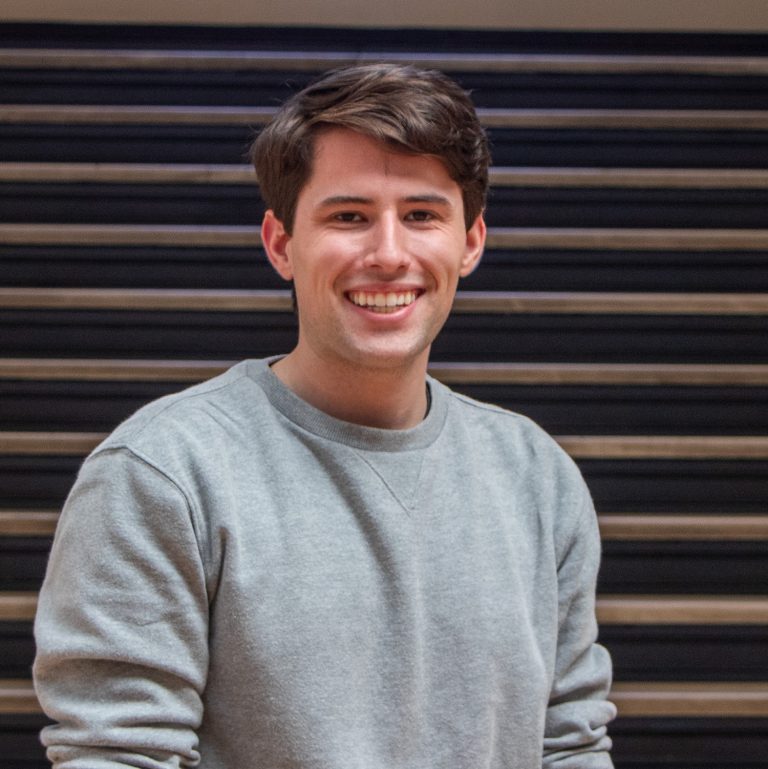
left=340, top=342, right=430, bottom=371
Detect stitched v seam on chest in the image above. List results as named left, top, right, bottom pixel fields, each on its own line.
left=353, top=448, right=429, bottom=515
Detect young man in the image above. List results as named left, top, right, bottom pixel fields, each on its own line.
left=34, top=64, right=616, bottom=768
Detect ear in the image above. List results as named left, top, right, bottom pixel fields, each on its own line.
left=459, top=213, right=486, bottom=278
left=261, top=209, right=294, bottom=281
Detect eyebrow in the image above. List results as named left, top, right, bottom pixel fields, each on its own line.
left=317, top=195, right=372, bottom=208
left=317, top=194, right=454, bottom=208
left=404, top=194, right=454, bottom=207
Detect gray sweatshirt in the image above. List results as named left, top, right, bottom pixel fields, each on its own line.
left=34, top=358, right=616, bottom=768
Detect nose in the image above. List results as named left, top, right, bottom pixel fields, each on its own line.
left=364, top=215, right=411, bottom=272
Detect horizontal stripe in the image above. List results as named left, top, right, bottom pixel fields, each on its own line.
left=1, top=287, right=767, bottom=315
left=3, top=510, right=767, bottom=540
left=3, top=359, right=768, bottom=385
left=3, top=163, right=768, bottom=189
left=2, top=432, right=767, bottom=458
left=4, top=592, right=767, bottom=625
left=597, top=595, right=768, bottom=624
left=2, top=679, right=767, bottom=717
left=1, top=49, right=767, bottom=75
left=4, top=223, right=768, bottom=251
left=599, top=514, right=768, bottom=540
left=611, top=682, right=768, bottom=718
left=3, top=105, right=768, bottom=130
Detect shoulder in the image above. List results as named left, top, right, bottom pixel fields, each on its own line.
left=437, top=380, right=594, bottom=537
left=93, top=359, right=266, bottom=470
left=440, top=381, right=573, bottom=467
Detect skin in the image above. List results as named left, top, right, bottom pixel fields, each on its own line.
left=261, top=127, right=486, bottom=429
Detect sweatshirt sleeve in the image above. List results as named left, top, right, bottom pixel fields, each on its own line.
left=33, top=447, right=210, bottom=768
left=542, top=481, right=617, bottom=768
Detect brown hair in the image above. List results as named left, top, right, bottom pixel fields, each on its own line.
left=250, top=63, right=490, bottom=233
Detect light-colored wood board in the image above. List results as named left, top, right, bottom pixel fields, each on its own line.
left=3, top=590, right=766, bottom=624
left=5, top=223, right=768, bottom=251
left=0, top=680, right=41, bottom=715
left=2, top=287, right=767, bottom=315
left=2, top=105, right=768, bottom=130
left=597, top=595, right=768, bottom=624
left=0, top=287, right=290, bottom=311
left=0, top=592, right=37, bottom=621
left=599, top=514, right=768, bottom=540
left=3, top=510, right=767, bottom=540
left=3, top=432, right=767, bottom=459
left=491, top=166, right=768, bottom=189
left=3, top=679, right=768, bottom=717
left=0, top=223, right=259, bottom=247
left=2, top=49, right=768, bottom=75
left=0, top=358, right=234, bottom=382
left=429, top=362, right=768, bottom=386
left=0, top=432, right=106, bottom=455
left=0, top=510, right=59, bottom=536
left=611, top=682, right=768, bottom=718
left=451, top=291, right=768, bottom=315
left=558, top=435, right=768, bottom=459
left=4, top=359, right=768, bottom=386
left=484, top=227, right=768, bottom=251
left=4, top=162, right=768, bottom=189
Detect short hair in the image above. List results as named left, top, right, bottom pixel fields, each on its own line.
left=250, top=63, right=490, bottom=233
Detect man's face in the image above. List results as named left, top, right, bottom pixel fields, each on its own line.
left=262, top=128, right=486, bottom=375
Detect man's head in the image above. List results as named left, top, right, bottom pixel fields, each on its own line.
left=250, top=63, right=490, bottom=233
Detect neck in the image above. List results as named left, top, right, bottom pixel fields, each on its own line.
left=271, top=349, right=430, bottom=430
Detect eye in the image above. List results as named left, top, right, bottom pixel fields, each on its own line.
left=405, top=210, right=435, bottom=222
left=333, top=212, right=364, bottom=223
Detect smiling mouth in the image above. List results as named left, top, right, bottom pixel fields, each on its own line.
left=347, top=290, right=419, bottom=314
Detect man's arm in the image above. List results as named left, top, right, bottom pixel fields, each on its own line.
left=33, top=448, right=209, bottom=768
left=543, top=483, right=617, bottom=767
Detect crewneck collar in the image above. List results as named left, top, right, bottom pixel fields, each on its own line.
left=246, top=357, right=448, bottom=452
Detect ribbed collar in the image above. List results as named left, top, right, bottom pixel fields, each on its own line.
left=246, top=357, right=448, bottom=453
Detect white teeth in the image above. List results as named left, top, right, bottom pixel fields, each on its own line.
left=349, top=290, right=418, bottom=312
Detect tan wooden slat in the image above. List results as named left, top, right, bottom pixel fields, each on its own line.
left=451, top=291, right=768, bottom=315
left=611, top=682, right=768, bottom=718
left=0, top=510, right=58, bottom=536
left=558, top=435, right=768, bottom=459
left=3, top=679, right=766, bottom=717
left=3, top=590, right=766, bottom=625
left=491, top=166, right=768, bottom=189
left=0, top=287, right=290, bottom=311
left=0, top=162, right=257, bottom=184
left=4, top=162, right=768, bottom=189
left=3, top=432, right=767, bottom=459
left=0, top=358, right=234, bottom=381
left=0, top=104, right=277, bottom=126
left=4, top=359, right=768, bottom=386
left=429, top=362, right=768, bottom=386
left=2, top=49, right=768, bottom=75
left=484, top=227, right=768, bottom=251
left=599, top=514, right=768, bottom=541
left=0, top=432, right=105, bottom=455
left=3, top=287, right=768, bottom=315
left=0, top=592, right=37, bottom=621
left=2, top=510, right=766, bottom=540
left=3, top=223, right=768, bottom=251
left=478, top=108, right=768, bottom=130
left=0, top=223, right=259, bottom=247
left=597, top=595, right=768, bottom=624
left=3, top=105, right=768, bottom=130
left=0, top=680, right=41, bottom=715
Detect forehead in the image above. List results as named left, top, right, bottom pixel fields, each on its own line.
left=300, top=127, right=458, bottom=198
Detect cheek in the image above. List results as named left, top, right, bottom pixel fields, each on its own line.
left=417, top=239, right=468, bottom=282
